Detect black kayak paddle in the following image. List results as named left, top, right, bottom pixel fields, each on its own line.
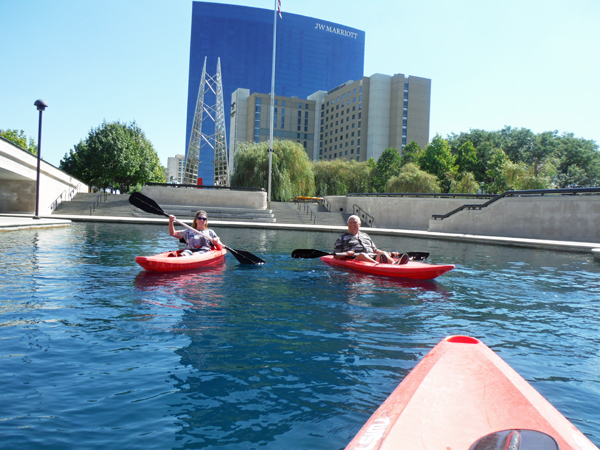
left=291, top=248, right=430, bottom=261
left=129, top=192, right=265, bottom=265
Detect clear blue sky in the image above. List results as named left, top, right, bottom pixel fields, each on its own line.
left=1, top=0, right=598, bottom=168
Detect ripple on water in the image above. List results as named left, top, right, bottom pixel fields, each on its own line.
left=0, top=223, right=599, bottom=449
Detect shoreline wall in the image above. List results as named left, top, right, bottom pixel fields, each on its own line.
left=325, top=194, right=600, bottom=243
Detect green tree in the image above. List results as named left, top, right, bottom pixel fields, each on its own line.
left=554, top=133, right=600, bottom=187
left=502, top=159, right=557, bottom=191
left=401, top=141, right=423, bottom=167
left=454, top=141, right=479, bottom=178
left=499, top=126, right=536, bottom=162
left=231, top=140, right=315, bottom=201
left=59, top=121, right=165, bottom=193
left=386, top=163, right=441, bottom=193
left=419, top=135, right=457, bottom=192
left=1, top=129, right=38, bottom=155
left=449, top=172, right=480, bottom=194
left=484, top=148, right=511, bottom=193
left=313, top=159, right=372, bottom=196
left=371, top=147, right=402, bottom=192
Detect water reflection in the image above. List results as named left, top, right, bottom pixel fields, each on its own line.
left=323, top=266, right=452, bottom=307
left=0, top=223, right=599, bottom=449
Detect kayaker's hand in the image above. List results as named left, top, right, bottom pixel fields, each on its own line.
left=169, top=215, right=176, bottom=223
left=346, top=251, right=355, bottom=258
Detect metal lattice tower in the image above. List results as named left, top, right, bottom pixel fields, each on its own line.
left=183, top=57, right=229, bottom=186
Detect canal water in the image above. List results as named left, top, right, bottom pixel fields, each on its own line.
left=0, top=222, right=599, bottom=449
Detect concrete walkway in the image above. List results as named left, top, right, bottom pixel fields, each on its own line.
left=0, top=214, right=72, bottom=232
left=2, top=212, right=600, bottom=260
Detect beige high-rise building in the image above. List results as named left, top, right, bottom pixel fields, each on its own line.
left=166, top=154, right=186, bottom=184
left=229, top=72, right=430, bottom=166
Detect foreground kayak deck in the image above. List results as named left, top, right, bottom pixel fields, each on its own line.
left=135, top=248, right=227, bottom=272
left=320, top=255, right=454, bottom=280
left=345, top=335, right=598, bottom=450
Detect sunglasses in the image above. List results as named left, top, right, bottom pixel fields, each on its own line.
left=196, top=216, right=207, bottom=221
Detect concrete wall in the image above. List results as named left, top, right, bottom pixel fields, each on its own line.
left=142, top=186, right=267, bottom=210
left=428, top=195, right=600, bottom=242
left=325, top=195, right=486, bottom=230
left=324, top=193, right=600, bottom=243
left=0, top=137, right=88, bottom=215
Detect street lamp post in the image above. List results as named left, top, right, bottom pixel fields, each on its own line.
left=33, top=99, right=48, bottom=219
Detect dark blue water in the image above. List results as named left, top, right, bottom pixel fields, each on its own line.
left=0, top=223, right=599, bottom=449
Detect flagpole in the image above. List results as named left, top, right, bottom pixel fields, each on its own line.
left=268, top=0, right=279, bottom=204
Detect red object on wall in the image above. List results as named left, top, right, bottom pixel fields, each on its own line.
left=197, top=178, right=203, bottom=186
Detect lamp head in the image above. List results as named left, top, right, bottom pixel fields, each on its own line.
left=34, top=99, right=48, bottom=111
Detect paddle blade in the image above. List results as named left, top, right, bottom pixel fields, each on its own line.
left=291, top=249, right=331, bottom=259
left=129, top=192, right=167, bottom=217
left=225, top=246, right=265, bottom=265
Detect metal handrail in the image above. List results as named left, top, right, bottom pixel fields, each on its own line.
left=353, top=204, right=374, bottom=227
left=89, top=190, right=108, bottom=215
left=347, top=192, right=495, bottom=199
left=50, top=184, right=81, bottom=212
left=145, top=182, right=264, bottom=192
left=297, top=200, right=318, bottom=224
left=432, top=187, right=600, bottom=220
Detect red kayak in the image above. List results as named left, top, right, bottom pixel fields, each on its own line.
left=135, top=248, right=227, bottom=272
left=345, top=335, right=598, bottom=450
left=320, top=255, right=454, bottom=280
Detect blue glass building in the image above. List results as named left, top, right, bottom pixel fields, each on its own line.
left=186, top=1, right=365, bottom=185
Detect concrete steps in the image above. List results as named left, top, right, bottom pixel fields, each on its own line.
left=269, top=202, right=348, bottom=226
left=52, top=194, right=348, bottom=225
left=53, top=193, right=276, bottom=222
